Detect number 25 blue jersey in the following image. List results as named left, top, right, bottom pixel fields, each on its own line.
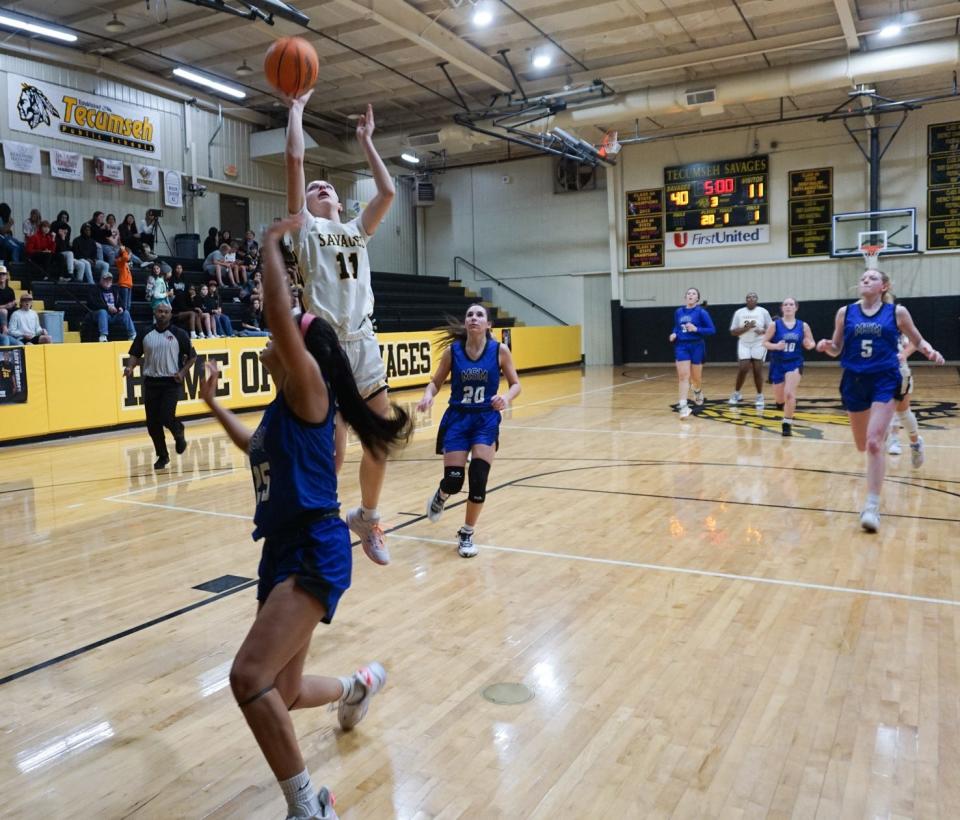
left=449, top=338, right=500, bottom=410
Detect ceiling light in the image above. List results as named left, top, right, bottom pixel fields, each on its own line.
left=235, top=59, right=254, bottom=76
left=532, top=50, right=552, bottom=70
left=401, top=152, right=420, bottom=164
left=172, top=68, right=246, bottom=99
left=105, top=13, right=125, bottom=33
left=878, top=22, right=902, bottom=38
left=0, top=13, right=78, bottom=42
left=472, top=9, right=493, bottom=26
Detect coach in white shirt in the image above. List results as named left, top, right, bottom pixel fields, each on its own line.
left=728, top=291, right=771, bottom=408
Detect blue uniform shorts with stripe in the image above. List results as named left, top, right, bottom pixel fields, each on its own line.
left=257, top=513, right=352, bottom=623
left=769, top=359, right=803, bottom=385
left=439, top=407, right=501, bottom=453
left=839, top=367, right=903, bottom=413
left=674, top=341, right=706, bottom=364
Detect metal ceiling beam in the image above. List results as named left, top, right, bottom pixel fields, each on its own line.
left=330, top=0, right=513, bottom=92
left=832, top=0, right=861, bottom=50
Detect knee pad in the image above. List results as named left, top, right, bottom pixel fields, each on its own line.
left=467, top=458, right=491, bottom=504
left=440, top=465, right=465, bottom=495
left=897, top=409, right=918, bottom=436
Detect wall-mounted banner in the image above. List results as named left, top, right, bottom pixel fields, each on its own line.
left=50, top=148, right=84, bottom=181
left=1, top=140, right=41, bottom=174
left=95, top=156, right=124, bottom=185
left=164, top=170, right=183, bottom=208
left=131, top=163, right=159, bottom=191
left=0, top=347, right=28, bottom=403
left=7, top=74, right=161, bottom=159
left=669, top=225, right=770, bottom=250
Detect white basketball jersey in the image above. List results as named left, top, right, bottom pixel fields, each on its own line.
left=290, top=207, right=374, bottom=337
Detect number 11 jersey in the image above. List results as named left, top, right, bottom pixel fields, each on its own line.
left=290, top=208, right=374, bottom=337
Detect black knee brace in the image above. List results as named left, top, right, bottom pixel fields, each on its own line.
left=440, top=465, right=465, bottom=495
left=467, top=458, right=491, bottom=504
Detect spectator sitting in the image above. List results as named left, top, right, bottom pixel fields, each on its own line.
left=193, top=283, right=215, bottom=339
left=139, top=209, right=160, bottom=258
left=219, top=228, right=234, bottom=248
left=203, top=243, right=238, bottom=287
left=147, top=266, right=171, bottom=310
left=202, top=227, right=219, bottom=257
left=56, top=223, right=91, bottom=283
left=241, top=229, right=260, bottom=268
left=85, top=211, right=117, bottom=266
left=239, top=269, right=262, bottom=303
left=8, top=294, right=52, bottom=344
left=205, top=280, right=233, bottom=337
left=106, top=214, right=142, bottom=267
left=72, top=223, right=110, bottom=280
left=119, top=213, right=152, bottom=261
left=0, top=203, right=24, bottom=263
left=51, top=210, right=72, bottom=245
left=0, top=264, right=17, bottom=334
left=26, top=220, right=57, bottom=280
left=170, top=277, right=199, bottom=339
left=225, top=241, right=248, bottom=285
left=23, top=208, right=41, bottom=241
left=237, top=295, right=269, bottom=337
left=88, top=271, right=136, bottom=342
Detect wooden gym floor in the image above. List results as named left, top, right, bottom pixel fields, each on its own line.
left=1, top=364, right=958, bottom=818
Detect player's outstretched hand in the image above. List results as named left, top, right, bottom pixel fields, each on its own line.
left=282, top=88, right=314, bottom=110
left=669, top=333, right=677, bottom=343
left=265, top=212, right=307, bottom=241
left=356, top=104, right=375, bottom=142
left=200, top=361, right=220, bottom=405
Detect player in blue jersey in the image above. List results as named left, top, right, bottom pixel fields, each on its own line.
left=816, top=269, right=943, bottom=532
left=762, top=297, right=815, bottom=436
left=199, top=217, right=412, bottom=820
left=669, top=287, right=716, bottom=418
left=417, top=304, right=521, bottom=557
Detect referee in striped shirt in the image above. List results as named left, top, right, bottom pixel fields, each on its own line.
left=124, top=303, right=197, bottom=470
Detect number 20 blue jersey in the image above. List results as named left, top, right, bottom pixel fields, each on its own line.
left=449, top=338, right=500, bottom=410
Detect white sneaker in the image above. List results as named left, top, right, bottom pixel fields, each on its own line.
left=887, top=435, right=902, bottom=455
left=316, top=787, right=338, bottom=820
left=755, top=394, right=765, bottom=409
left=337, top=662, right=386, bottom=731
left=910, top=436, right=924, bottom=468
left=457, top=527, right=478, bottom=558
left=426, top=488, right=446, bottom=523
left=693, top=389, right=704, bottom=406
left=98, top=334, right=108, bottom=342
left=190, top=331, right=197, bottom=339
left=860, top=505, right=880, bottom=533
left=728, top=391, right=741, bottom=405
left=346, top=507, right=389, bottom=565
left=678, top=404, right=693, bottom=419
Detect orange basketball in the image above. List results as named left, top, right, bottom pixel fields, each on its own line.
left=264, top=36, right=319, bottom=98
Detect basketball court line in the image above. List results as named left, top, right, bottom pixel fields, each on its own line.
left=386, top=533, right=960, bottom=608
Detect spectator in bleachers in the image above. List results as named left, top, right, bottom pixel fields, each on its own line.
left=86, top=211, right=117, bottom=266
left=51, top=211, right=72, bottom=244
left=203, top=227, right=219, bottom=257
left=105, top=214, right=142, bottom=268
left=238, top=295, right=269, bottom=336
left=119, top=213, right=150, bottom=260
left=54, top=223, right=91, bottom=283
left=72, top=223, right=110, bottom=280
left=193, top=283, right=215, bottom=339
left=139, top=209, right=161, bottom=257
left=204, top=280, right=234, bottom=337
left=219, top=228, right=234, bottom=248
left=171, top=273, right=199, bottom=339
left=0, top=203, right=24, bottom=263
left=203, top=243, right=238, bottom=287
left=226, top=241, right=248, bottom=285
left=0, top=265, right=17, bottom=335
left=8, top=294, right=51, bottom=344
left=26, top=220, right=57, bottom=281
left=115, top=244, right=134, bottom=312
left=241, top=229, right=260, bottom=269
left=148, top=265, right=172, bottom=310
left=22, top=209, right=41, bottom=241
left=239, top=269, right=262, bottom=303
left=88, top=271, right=136, bottom=342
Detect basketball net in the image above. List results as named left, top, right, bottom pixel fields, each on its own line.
left=599, top=129, right=621, bottom=159
left=861, top=245, right=882, bottom=269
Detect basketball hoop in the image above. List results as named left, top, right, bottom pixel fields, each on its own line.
left=598, top=129, right=621, bottom=160
left=861, top=244, right=882, bottom=268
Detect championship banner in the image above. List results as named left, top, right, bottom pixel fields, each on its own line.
left=1, top=140, right=41, bottom=174
left=131, top=163, right=159, bottom=191
left=50, top=148, right=84, bottom=181
left=7, top=74, right=161, bottom=159
left=164, top=170, right=183, bottom=208
left=95, top=157, right=124, bottom=185
left=0, top=348, right=28, bottom=403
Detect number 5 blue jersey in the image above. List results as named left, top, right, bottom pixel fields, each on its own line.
left=840, top=302, right=900, bottom=373
left=249, top=391, right=340, bottom=540
left=449, top=338, right=500, bottom=410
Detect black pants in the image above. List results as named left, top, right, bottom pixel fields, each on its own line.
left=143, top=377, right=184, bottom=458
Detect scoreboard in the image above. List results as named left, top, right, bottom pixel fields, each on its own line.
left=664, top=155, right=769, bottom=231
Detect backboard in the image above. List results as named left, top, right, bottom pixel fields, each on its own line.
left=831, top=208, right=917, bottom=257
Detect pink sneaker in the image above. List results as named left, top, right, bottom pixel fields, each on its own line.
left=346, top=508, right=390, bottom=565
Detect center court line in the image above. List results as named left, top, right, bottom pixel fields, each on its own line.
left=387, top=533, right=960, bottom=608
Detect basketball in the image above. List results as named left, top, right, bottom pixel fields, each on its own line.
left=263, top=36, right=319, bottom=98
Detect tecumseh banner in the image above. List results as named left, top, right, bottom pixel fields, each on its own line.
left=7, top=74, right=162, bottom=160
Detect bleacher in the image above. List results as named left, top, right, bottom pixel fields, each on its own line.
left=4, top=258, right=516, bottom=342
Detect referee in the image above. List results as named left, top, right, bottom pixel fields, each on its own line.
left=124, top=303, right=197, bottom=470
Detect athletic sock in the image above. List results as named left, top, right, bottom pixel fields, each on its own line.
left=866, top=492, right=880, bottom=509
left=338, top=674, right=366, bottom=705
left=783, top=417, right=792, bottom=426
left=280, top=769, right=320, bottom=819
left=460, top=524, right=475, bottom=535
left=360, top=506, right=379, bottom=521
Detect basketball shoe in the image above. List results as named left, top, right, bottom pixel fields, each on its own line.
left=426, top=488, right=446, bottom=523
left=338, top=662, right=387, bottom=731
left=910, top=436, right=924, bottom=468
left=346, top=508, right=389, bottom=565
left=457, top=527, right=477, bottom=558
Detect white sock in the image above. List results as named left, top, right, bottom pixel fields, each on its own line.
left=279, top=769, right=320, bottom=818
left=897, top=409, right=919, bottom=437
left=361, top=506, right=379, bottom=522
left=866, top=492, right=880, bottom=509
left=460, top=524, right=475, bottom=535
left=783, top=418, right=792, bottom=425
left=678, top=399, right=688, bottom=408
left=338, top=673, right=365, bottom=705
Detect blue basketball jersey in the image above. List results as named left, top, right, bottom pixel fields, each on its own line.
left=448, top=338, right=500, bottom=410
left=249, top=391, right=339, bottom=540
left=770, top=317, right=805, bottom=366
left=841, top=302, right=900, bottom=373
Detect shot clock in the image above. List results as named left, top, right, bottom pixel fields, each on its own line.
left=664, top=155, right=769, bottom=232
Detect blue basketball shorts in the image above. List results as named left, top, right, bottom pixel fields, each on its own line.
left=769, top=358, right=803, bottom=385
left=674, top=341, right=706, bottom=364
left=438, top=407, right=501, bottom=454
left=839, top=367, right=903, bottom=413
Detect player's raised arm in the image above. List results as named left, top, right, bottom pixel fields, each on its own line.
left=284, top=90, right=313, bottom=216
left=356, top=105, right=395, bottom=237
